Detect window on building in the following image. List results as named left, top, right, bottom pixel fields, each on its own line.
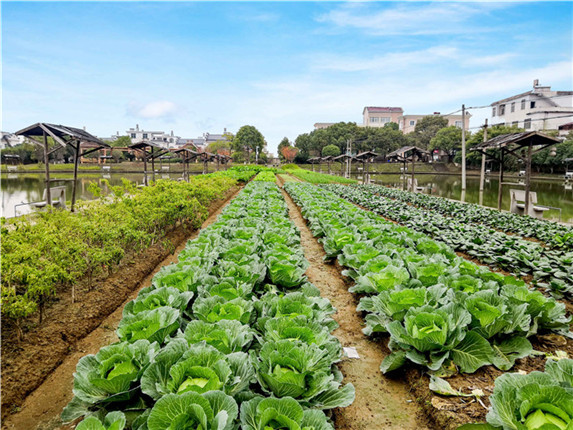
left=511, top=102, right=515, bottom=113
left=380, top=117, right=391, bottom=123
left=499, top=104, right=505, bottom=115
left=492, top=107, right=496, bottom=116
left=409, top=120, right=415, bottom=126
left=521, top=99, right=526, bottom=110
left=143, top=133, right=148, bottom=139
left=524, top=119, right=531, bottom=129
left=455, top=121, right=463, bottom=128
left=530, top=101, right=536, bottom=109
left=370, top=117, right=379, bottom=123
left=130, top=133, right=136, bottom=138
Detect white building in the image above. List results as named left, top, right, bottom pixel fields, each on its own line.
left=1, top=132, right=25, bottom=149
left=490, top=80, right=573, bottom=133
left=398, top=113, right=470, bottom=134
left=126, top=124, right=181, bottom=148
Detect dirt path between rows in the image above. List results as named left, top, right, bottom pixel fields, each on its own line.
left=279, top=184, right=430, bottom=430
left=2, top=186, right=242, bottom=430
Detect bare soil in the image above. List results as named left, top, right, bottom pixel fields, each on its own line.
left=279, top=182, right=430, bottom=430
left=1, top=186, right=241, bottom=430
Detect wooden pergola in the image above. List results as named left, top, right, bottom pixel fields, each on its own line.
left=15, top=122, right=110, bottom=211
left=471, top=131, right=560, bottom=213
left=129, top=140, right=171, bottom=185
left=321, top=155, right=334, bottom=174
left=307, top=157, right=321, bottom=172
left=332, top=153, right=358, bottom=178
left=355, top=151, right=379, bottom=183
left=386, top=146, right=430, bottom=191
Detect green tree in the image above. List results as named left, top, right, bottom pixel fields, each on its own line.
left=294, top=133, right=311, bottom=162
left=207, top=140, right=231, bottom=154
left=110, top=136, right=132, bottom=148
left=429, top=126, right=462, bottom=162
left=232, top=125, right=266, bottom=163
left=384, top=122, right=399, bottom=131
left=322, top=144, right=341, bottom=157
left=410, top=115, right=449, bottom=149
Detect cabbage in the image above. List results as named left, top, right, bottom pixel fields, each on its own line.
left=147, top=391, right=237, bottom=430
left=240, top=396, right=334, bottom=430
left=141, top=340, right=253, bottom=399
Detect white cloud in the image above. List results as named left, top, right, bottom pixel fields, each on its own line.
left=127, top=100, right=180, bottom=120
left=316, top=2, right=509, bottom=36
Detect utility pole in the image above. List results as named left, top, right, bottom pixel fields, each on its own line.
left=461, top=104, right=466, bottom=202
left=479, top=119, right=488, bottom=206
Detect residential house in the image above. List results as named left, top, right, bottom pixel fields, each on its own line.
left=362, top=107, right=403, bottom=127
left=398, top=113, right=470, bottom=134
left=126, top=124, right=181, bottom=148
left=490, top=80, right=573, bottom=132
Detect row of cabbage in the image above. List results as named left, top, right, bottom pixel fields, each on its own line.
left=284, top=183, right=571, bottom=377
left=62, top=179, right=354, bottom=430
left=359, top=184, right=573, bottom=251
left=321, top=184, right=573, bottom=298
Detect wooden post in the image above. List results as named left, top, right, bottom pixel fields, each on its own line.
left=43, top=130, right=52, bottom=209
left=497, top=149, right=505, bottom=211
left=71, top=140, right=80, bottom=212
left=365, top=158, right=369, bottom=184
left=340, top=161, right=344, bottom=176
left=411, top=151, right=416, bottom=192
left=524, top=140, right=533, bottom=215
left=328, top=160, right=332, bottom=175
left=403, top=158, right=407, bottom=191
left=151, top=147, right=156, bottom=183
left=312, top=161, right=315, bottom=172
left=479, top=120, right=488, bottom=206
left=143, top=149, right=148, bottom=186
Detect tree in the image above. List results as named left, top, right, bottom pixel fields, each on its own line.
left=110, top=136, right=132, bottom=148
left=232, top=125, right=265, bottom=163
left=384, top=122, right=399, bottom=131
left=281, top=146, right=298, bottom=163
left=322, top=144, right=341, bottom=157
left=429, top=126, right=462, bottom=162
left=277, top=137, right=291, bottom=161
left=410, top=115, right=449, bottom=149
left=207, top=140, right=231, bottom=154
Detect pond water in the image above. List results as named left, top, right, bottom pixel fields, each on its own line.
left=1, top=172, right=186, bottom=218
left=2, top=171, right=572, bottom=224
left=350, top=172, right=573, bottom=224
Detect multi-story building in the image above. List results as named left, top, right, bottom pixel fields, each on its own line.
left=490, top=80, right=573, bottom=132
left=126, top=124, right=181, bottom=148
left=362, top=107, right=404, bottom=127
left=398, top=113, right=471, bottom=134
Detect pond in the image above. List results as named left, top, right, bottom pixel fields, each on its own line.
left=1, top=172, right=186, bottom=218
left=350, top=172, right=573, bottom=224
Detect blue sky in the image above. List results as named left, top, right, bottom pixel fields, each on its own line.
left=2, top=1, right=572, bottom=154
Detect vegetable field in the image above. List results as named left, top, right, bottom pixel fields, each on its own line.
left=3, top=170, right=572, bottom=430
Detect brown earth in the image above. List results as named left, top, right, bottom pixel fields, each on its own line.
left=279, top=180, right=430, bottom=430
left=1, top=185, right=242, bottom=430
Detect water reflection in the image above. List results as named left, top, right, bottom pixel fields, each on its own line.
left=352, top=173, right=573, bottom=223
left=1, top=172, right=185, bottom=218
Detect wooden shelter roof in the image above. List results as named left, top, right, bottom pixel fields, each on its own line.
left=129, top=140, right=169, bottom=150
left=332, top=154, right=357, bottom=161
left=386, top=146, right=429, bottom=158
left=471, top=131, right=560, bottom=152
left=355, top=151, right=379, bottom=160
left=15, top=123, right=108, bottom=147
